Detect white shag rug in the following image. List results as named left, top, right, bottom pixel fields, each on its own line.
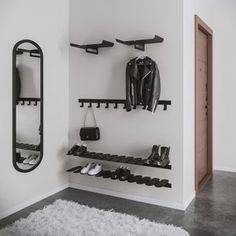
left=0, top=200, right=189, bottom=236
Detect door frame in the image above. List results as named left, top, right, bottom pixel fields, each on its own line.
left=195, top=15, right=213, bottom=191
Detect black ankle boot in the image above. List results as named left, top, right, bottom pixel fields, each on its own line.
left=147, top=145, right=160, bottom=164
left=158, top=146, right=170, bottom=167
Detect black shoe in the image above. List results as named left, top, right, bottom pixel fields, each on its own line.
left=155, top=179, right=169, bottom=188
left=145, top=178, right=160, bottom=186
left=16, top=152, right=25, bottom=163
left=137, top=176, right=151, bottom=184
left=74, top=144, right=87, bottom=156
left=146, top=145, right=160, bottom=165
left=158, top=147, right=170, bottom=167
left=118, top=168, right=131, bottom=181
left=111, top=167, right=123, bottom=179
left=67, top=144, right=81, bottom=155
left=102, top=170, right=112, bottom=178
left=66, top=166, right=82, bottom=172
left=127, top=174, right=136, bottom=183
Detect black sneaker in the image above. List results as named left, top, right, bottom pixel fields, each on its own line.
left=118, top=168, right=131, bottom=181
left=155, top=179, right=169, bottom=188
left=67, top=144, right=81, bottom=155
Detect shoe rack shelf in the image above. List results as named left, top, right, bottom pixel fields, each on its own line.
left=67, top=150, right=171, bottom=170
left=16, top=142, right=40, bottom=151
left=67, top=166, right=172, bottom=189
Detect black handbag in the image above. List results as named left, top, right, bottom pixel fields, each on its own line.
left=80, top=109, right=100, bottom=141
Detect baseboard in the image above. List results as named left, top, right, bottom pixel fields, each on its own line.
left=69, top=183, right=185, bottom=210
left=183, top=191, right=195, bottom=210
left=0, top=183, right=69, bottom=220
left=214, top=167, right=236, bottom=173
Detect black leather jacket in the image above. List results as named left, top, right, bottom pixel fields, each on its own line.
left=126, top=57, right=161, bottom=113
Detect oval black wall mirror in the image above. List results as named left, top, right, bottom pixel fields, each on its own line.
left=12, top=39, right=43, bottom=172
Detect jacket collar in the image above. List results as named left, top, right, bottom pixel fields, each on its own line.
left=129, top=57, right=152, bottom=80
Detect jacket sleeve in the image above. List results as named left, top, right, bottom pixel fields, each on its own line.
left=147, top=62, right=161, bottom=113
left=126, top=63, right=132, bottom=112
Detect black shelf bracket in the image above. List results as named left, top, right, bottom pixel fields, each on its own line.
left=70, top=40, right=114, bottom=55
left=116, top=35, right=164, bottom=51
left=16, top=48, right=41, bottom=58
left=17, top=97, right=40, bottom=106
left=78, top=98, right=171, bottom=111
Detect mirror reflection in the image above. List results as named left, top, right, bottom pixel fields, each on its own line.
left=13, top=40, right=43, bottom=172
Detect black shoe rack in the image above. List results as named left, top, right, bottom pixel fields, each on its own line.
left=78, top=99, right=171, bottom=111
left=16, top=142, right=40, bottom=151
left=67, top=166, right=171, bottom=188
left=67, top=149, right=171, bottom=170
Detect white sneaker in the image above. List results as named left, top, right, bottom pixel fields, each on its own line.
left=23, top=155, right=31, bottom=165
left=80, top=163, right=94, bottom=174
left=29, top=155, right=39, bottom=165
left=88, top=164, right=102, bottom=176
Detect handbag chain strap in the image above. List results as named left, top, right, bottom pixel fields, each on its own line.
left=83, top=108, right=97, bottom=127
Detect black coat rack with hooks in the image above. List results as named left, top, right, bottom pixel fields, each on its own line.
left=16, top=97, right=40, bottom=106
left=70, top=40, right=114, bottom=55
left=116, top=35, right=164, bottom=51
left=78, top=98, right=171, bottom=111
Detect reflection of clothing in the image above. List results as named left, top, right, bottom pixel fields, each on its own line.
left=125, top=57, right=161, bottom=113
left=16, top=68, right=21, bottom=100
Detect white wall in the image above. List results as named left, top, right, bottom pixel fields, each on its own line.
left=69, top=0, right=187, bottom=209
left=0, top=0, right=69, bottom=218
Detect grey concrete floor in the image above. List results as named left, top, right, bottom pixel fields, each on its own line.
left=0, top=170, right=236, bottom=236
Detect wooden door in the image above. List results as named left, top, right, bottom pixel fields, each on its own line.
left=195, top=16, right=213, bottom=191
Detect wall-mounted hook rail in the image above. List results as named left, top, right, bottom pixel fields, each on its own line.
left=17, top=97, right=40, bottom=106
left=116, top=35, right=164, bottom=51
left=70, top=40, right=114, bottom=55
left=78, top=98, right=171, bottom=111
left=16, top=48, right=41, bottom=58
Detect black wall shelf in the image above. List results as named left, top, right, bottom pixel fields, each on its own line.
left=16, top=142, right=40, bottom=151
left=70, top=40, right=114, bottom=55
left=67, top=165, right=171, bottom=188
left=67, top=150, right=171, bottom=170
left=116, top=35, right=164, bottom=51
left=78, top=98, right=171, bottom=111
left=16, top=48, right=41, bottom=58
left=17, top=97, right=40, bottom=106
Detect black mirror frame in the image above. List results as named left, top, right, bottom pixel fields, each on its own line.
left=12, top=39, right=43, bottom=173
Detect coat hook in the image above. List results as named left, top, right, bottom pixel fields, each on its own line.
left=34, top=101, right=37, bottom=106
left=133, top=105, right=137, bottom=109
left=105, top=102, right=109, bottom=108
left=16, top=101, right=19, bottom=105
left=123, top=103, right=126, bottom=109
left=96, top=102, right=100, bottom=108
left=88, top=102, right=92, bottom=108
left=114, top=103, right=118, bottom=109
left=21, top=101, right=25, bottom=105
left=163, top=104, right=167, bottom=111
left=28, top=101, right=31, bottom=106
left=142, top=105, right=146, bottom=110
left=80, top=102, right=84, bottom=108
